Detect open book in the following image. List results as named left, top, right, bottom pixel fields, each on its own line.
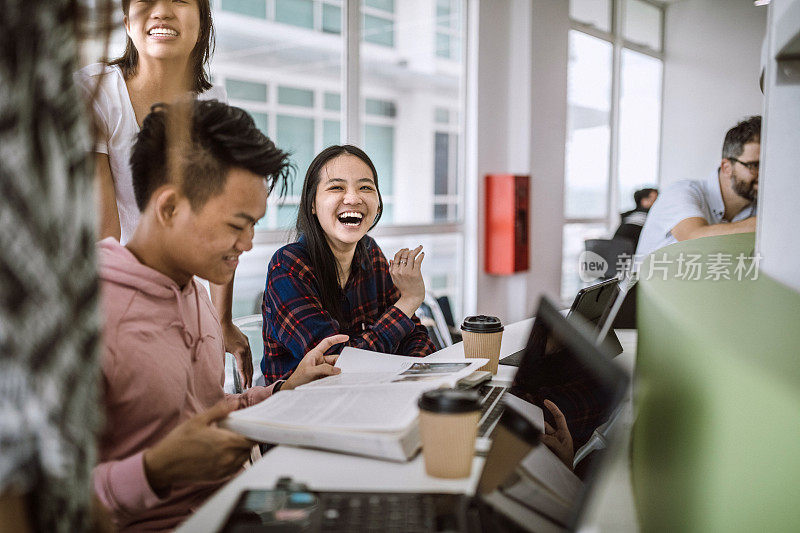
left=222, top=347, right=487, bottom=461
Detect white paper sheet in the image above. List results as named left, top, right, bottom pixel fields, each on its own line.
left=229, top=387, right=421, bottom=432
left=297, top=347, right=488, bottom=390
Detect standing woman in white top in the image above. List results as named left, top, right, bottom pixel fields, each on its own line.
left=75, top=0, right=256, bottom=386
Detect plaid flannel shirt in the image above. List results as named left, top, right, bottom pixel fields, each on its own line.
left=261, top=235, right=435, bottom=384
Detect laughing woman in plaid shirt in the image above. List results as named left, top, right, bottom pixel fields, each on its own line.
left=261, top=145, right=435, bottom=384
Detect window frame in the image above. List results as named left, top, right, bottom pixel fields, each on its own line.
left=212, top=0, right=469, bottom=316
left=565, top=0, right=665, bottom=234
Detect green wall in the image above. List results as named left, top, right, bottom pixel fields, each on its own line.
left=634, top=233, right=800, bottom=532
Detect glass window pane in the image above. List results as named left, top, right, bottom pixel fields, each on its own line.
left=276, top=204, right=299, bottom=228
left=373, top=233, right=463, bottom=318
left=276, top=115, right=315, bottom=196
left=624, top=0, right=662, bottom=51
left=231, top=243, right=281, bottom=318
left=322, top=4, right=342, bottom=34
left=561, top=223, right=608, bottom=301
left=618, top=49, right=662, bottom=212
left=436, top=33, right=451, bottom=59
left=323, top=119, right=340, bottom=147
left=212, top=0, right=343, bottom=320
left=437, top=0, right=451, bottom=27
left=565, top=31, right=612, bottom=219
left=361, top=0, right=465, bottom=227
left=249, top=111, right=269, bottom=135
left=365, top=0, right=394, bottom=13
left=324, top=92, right=341, bottom=111
left=365, top=98, right=396, bottom=117
left=434, top=132, right=450, bottom=195
left=275, top=0, right=314, bottom=29
left=277, top=86, right=314, bottom=107
left=221, top=0, right=267, bottom=18
left=226, top=78, right=267, bottom=102
left=380, top=202, right=393, bottom=224
left=569, top=0, right=611, bottom=33
left=364, top=124, right=394, bottom=195
left=363, top=14, right=394, bottom=46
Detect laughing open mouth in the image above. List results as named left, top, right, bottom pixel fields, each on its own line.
left=337, top=211, right=364, bottom=226
left=148, top=26, right=179, bottom=37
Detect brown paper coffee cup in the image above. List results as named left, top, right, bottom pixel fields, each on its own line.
left=461, top=330, right=503, bottom=374
left=419, top=410, right=480, bottom=478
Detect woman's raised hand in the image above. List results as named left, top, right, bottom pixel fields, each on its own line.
left=390, top=245, right=426, bottom=318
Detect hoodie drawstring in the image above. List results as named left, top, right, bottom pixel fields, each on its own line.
left=169, top=282, right=212, bottom=362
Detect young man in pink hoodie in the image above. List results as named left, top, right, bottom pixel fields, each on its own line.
left=94, top=99, right=348, bottom=531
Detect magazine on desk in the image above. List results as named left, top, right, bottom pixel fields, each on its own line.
left=222, top=347, right=487, bottom=462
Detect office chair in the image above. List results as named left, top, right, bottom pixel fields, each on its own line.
left=416, top=294, right=454, bottom=350
left=572, top=403, right=625, bottom=469
left=584, top=238, right=635, bottom=280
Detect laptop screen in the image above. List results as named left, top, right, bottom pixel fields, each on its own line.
left=510, top=297, right=627, bottom=453
left=499, top=297, right=629, bottom=530
left=567, top=278, right=620, bottom=328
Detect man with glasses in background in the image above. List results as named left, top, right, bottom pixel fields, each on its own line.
left=636, top=116, right=760, bottom=258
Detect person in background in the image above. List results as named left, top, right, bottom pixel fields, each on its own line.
left=94, top=99, right=345, bottom=531
left=74, top=0, right=258, bottom=388
left=613, top=187, right=658, bottom=248
left=0, top=1, right=108, bottom=531
left=261, top=145, right=436, bottom=385
left=636, top=116, right=760, bottom=258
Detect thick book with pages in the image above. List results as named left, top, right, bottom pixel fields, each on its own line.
left=222, top=347, right=487, bottom=462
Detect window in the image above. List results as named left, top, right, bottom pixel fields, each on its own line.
left=563, top=0, right=663, bottom=299
left=618, top=49, right=662, bottom=211
left=211, top=0, right=467, bottom=318
left=565, top=31, right=612, bottom=220
left=435, top=0, right=461, bottom=60
left=569, top=0, right=611, bottom=33
left=362, top=0, right=395, bottom=47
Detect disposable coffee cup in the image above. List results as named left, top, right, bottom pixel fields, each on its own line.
left=461, top=315, right=504, bottom=374
left=418, top=389, right=481, bottom=478
left=477, top=405, right=541, bottom=494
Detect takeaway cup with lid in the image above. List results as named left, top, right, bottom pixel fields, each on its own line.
left=418, top=389, right=481, bottom=478
left=460, top=315, right=504, bottom=374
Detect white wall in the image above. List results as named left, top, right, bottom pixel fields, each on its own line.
left=660, top=0, right=767, bottom=186
left=468, top=0, right=568, bottom=324
left=757, top=0, right=800, bottom=293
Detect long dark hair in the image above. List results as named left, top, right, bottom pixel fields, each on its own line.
left=297, top=145, right=384, bottom=324
left=109, top=0, right=215, bottom=93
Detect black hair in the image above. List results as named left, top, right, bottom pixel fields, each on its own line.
left=109, top=0, right=215, bottom=93
left=130, top=99, right=291, bottom=211
left=722, top=115, right=761, bottom=160
left=634, top=188, right=658, bottom=208
left=296, top=145, right=383, bottom=324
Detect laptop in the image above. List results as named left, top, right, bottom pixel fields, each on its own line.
left=472, top=278, right=628, bottom=448
left=219, top=297, right=629, bottom=532
left=501, top=278, right=622, bottom=368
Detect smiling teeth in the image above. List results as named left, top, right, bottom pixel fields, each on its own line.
left=149, top=28, right=178, bottom=36
left=338, top=211, right=364, bottom=226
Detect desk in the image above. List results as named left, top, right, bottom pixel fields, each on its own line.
left=178, top=324, right=638, bottom=533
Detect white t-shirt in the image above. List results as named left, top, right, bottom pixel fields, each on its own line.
left=636, top=170, right=757, bottom=258
left=74, top=63, right=227, bottom=244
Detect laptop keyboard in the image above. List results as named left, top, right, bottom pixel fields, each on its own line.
left=477, top=384, right=507, bottom=437
left=320, top=493, right=436, bottom=532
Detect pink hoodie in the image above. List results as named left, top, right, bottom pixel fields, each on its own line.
left=93, top=238, right=274, bottom=531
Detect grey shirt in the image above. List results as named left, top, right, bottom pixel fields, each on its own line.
left=636, top=170, right=757, bottom=258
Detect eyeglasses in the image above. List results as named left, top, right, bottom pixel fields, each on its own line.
left=729, top=158, right=760, bottom=173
